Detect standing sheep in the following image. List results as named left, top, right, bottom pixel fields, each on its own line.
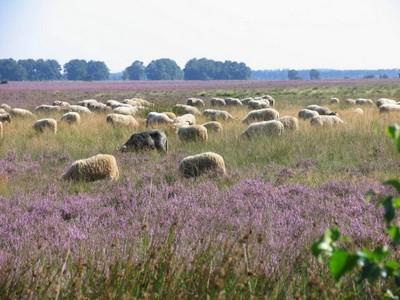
left=69, top=105, right=92, bottom=114
left=33, top=118, right=57, bottom=134
left=242, top=108, right=279, bottom=124
left=187, top=98, right=205, bottom=107
left=344, top=99, right=356, bottom=105
left=306, top=105, right=336, bottom=115
left=210, top=98, right=226, bottom=106
left=330, top=98, right=340, bottom=104
left=0, top=104, right=11, bottom=111
left=298, top=109, right=319, bottom=120
left=10, top=108, right=34, bottom=118
left=61, top=112, right=81, bottom=125
left=0, top=113, right=11, bottom=123
left=278, top=116, right=299, bottom=130
left=247, top=100, right=270, bottom=110
left=310, top=115, right=344, bottom=127
left=242, top=120, right=284, bottom=139
left=174, top=114, right=196, bottom=126
left=113, top=106, right=139, bottom=116
left=355, top=98, right=374, bottom=105
left=62, top=154, right=119, bottom=182
left=203, top=109, right=234, bottom=121
left=379, top=104, right=400, bottom=113
left=146, top=112, right=175, bottom=127
left=106, top=114, right=139, bottom=128
left=174, top=104, right=201, bottom=115
left=177, top=125, right=208, bottom=142
left=120, top=130, right=168, bottom=153
left=179, top=152, right=226, bottom=178
left=202, top=121, right=223, bottom=133
left=35, top=105, right=61, bottom=113
left=225, top=98, right=243, bottom=106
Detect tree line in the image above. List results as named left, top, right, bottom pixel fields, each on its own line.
left=0, top=57, right=251, bottom=81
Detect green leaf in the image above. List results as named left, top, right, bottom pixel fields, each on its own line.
left=387, top=225, right=400, bottom=245
left=311, top=228, right=340, bottom=257
left=385, top=180, right=400, bottom=194
left=358, top=246, right=389, bottom=263
left=387, top=125, right=400, bottom=140
left=381, top=197, right=396, bottom=224
left=384, top=289, right=399, bottom=300
left=328, top=249, right=357, bottom=281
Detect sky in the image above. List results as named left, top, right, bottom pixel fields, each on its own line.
left=0, top=0, right=399, bottom=72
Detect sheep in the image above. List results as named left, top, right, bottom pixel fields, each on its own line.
left=123, top=98, right=153, bottom=107
left=53, top=100, right=70, bottom=107
left=262, top=95, right=276, bottom=107
left=203, top=109, right=234, bottom=121
left=242, top=120, right=284, bottom=139
left=202, top=121, right=223, bottom=133
left=61, top=112, right=81, bottom=125
left=179, top=152, right=226, bottom=178
left=355, top=98, right=374, bottom=105
left=77, top=99, right=99, bottom=107
left=106, top=100, right=122, bottom=107
left=62, top=154, right=119, bottom=182
left=310, top=115, right=344, bottom=127
left=113, top=106, right=139, bottom=116
left=120, top=130, right=168, bottom=153
left=0, top=108, right=6, bottom=114
left=174, top=114, right=196, bottom=126
left=376, top=98, right=397, bottom=107
left=33, top=118, right=57, bottom=134
left=344, top=99, right=356, bottom=105
left=330, top=97, right=340, bottom=104
left=69, top=105, right=92, bottom=114
left=187, top=98, right=205, bottom=107
left=177, top=125, right=208, bottom=142
left=174, top=104, right=201, bottom=115
left=0, top=104, right=11, bottom=111
left=352, top=108, right=364, bottom=115
left=0, top=113, right=11, bottom=123
left=242, top=108, right=279, bottom=124
left=379, top=104, right=400, bottom=113
left=306, top=105, right=336, bottom=115
left=247, top=100, right=270, bottom=110
left=225, top=98, right=243, bottom=106
left=146, top=112, right=175, bottom=127
left=240, top=97, right=254, bottom=105
left=298, top=109, right=319, bottom=120
left=0, top=122, right=3, bottom=139
left=210, top=98, right=226, bottom=106
left=35, top=105, right=61, bottom=113
left=106, top=113, right=139, bottom=128
left=10, top=108, right=34, bottom=118
left=278, top=116, right=299, bottom=131
left=163, top=112, right=176, bottom=119
left=88, top=102, right=109, bottom=112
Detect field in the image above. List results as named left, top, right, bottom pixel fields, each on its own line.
left=1, top=80, right=400, bottom=299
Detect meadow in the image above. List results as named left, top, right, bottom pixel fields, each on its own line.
left=0, top=80, right=400, bottom=299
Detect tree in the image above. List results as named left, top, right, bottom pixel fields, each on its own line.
left=64, top=59, right=88, bottom=80
left=18, top=59, right=37, bottom=80
left=145, top=58, right=183, bottom=80
left=0, top=58, right=25, bottom=81
left=35, top=59, right=62, bottom=80
left=86, top=60, right=109, bottom=80
left=123, top=60, right=146, bottom=80
left=309, top=69, right=320, bottom=80
left=288, top=69, right=300, bottom=80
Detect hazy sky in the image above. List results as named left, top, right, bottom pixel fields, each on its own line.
left=1, top=0, right=399, bottom=72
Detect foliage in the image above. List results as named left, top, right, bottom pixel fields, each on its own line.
left=288, top=69, right=301, bottom=80
left=310, top=69, right=320, bottom=80
left=64, top=59, right=109, bottom=80
left=312, top=124, right=400, bottom=297
left=184, top=58, right=251, bottom=80
left=86, top=60, right=109, bottom=81
left=145, top=58, right=183, bottom=80
left=122, top=60, right=146, bottom=80
left=0, top=58, right=25, bottom=81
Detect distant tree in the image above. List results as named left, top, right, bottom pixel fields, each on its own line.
left=184, top=58, right=251, bottom=80
left=18, top=59, right=37, bottom=80
left=64, top=59, right=88, bottom=80
left=309, top=69, right=320, bottom=80
left=0, top=58, right=25, bottom=81
left=86, top=60, right=109, bottom=80
left=123, top=60, right=146, bottom=80
left=363, top=74, right=375, bottom=79
left=145, top=58, right=183, bottom=80
left=288, top=69, right=300, bottom=80
left=35, top=59, right=62, bottom=80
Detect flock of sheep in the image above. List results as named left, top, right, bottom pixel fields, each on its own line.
left=0, top=94, right=399, bottom=182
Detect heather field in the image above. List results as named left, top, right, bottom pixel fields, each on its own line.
left=1, top=80, right=400, bottom=299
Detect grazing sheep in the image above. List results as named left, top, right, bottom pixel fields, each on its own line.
left=123, top=98, right=152, bottom=107
left=35, top=105, right=61, bottom=113
left=379, top=104, right=400, bottom=113
left=353, top=108, right=364, bottom=115
left=88, top=102, right=109, bottom=112
left=225, top=98, right=243, bottom=106
left=146, top=112, right=175, bottom=127
left=298, top=109, right=319, bottom=120
left=376, top=98, right=397, bottom=107
left=69, top=105, right=92, bottom=114
left=0, top=113, right=11, bottom=123
left=355, top=98, right=374, bottom=105
left=202, top=121, right=223, bottom=133
left=187, top=98, right=205, bottom=107
left=174, top=104, right=201, bottom=115
left=163, top=112, right=176, bottom=119
left=241, top=97, right=254, bottom=105
left=113, top=106, right=139, bottom=116
left=174, top=114, right=196, bottom=126
left=242, top=120, right=284, bottom=139
left=77, top=99, right=99, bottom=107
left=344, top=99, right=356, bottom=105
left=242, top=108, right=279, bottom=124
left=33, top=118, right=57, bottom=134
left=210, top=98, right=226, bottom=106
left=106, top=113, right=139, bottom=128
left=0, top=104, right=11, bottom=111
left=10, top=108, right=34, bottom=118
left=61, top=112, right=81, bottom=125
left=330, top=97, right=340, bottom=104
left=0, top=122, right=3, bottom=139
left=248, top=100, right=270, bottom=110
left=306, top=105, right=336, bottom=115
left=262, top=95, right=276, bottom=107
left=106, top=100, right=122, bottom=107
left=62, top=154, right=119, bottom=182
left=120, top=130, right=168, bottom=153
left=310, top=115, right=344, bottom=127
left=179, top=152, right=226, bottom=178
left=0, top=108, right=6, bottom=114
left=177, top=125, right=208, bottom=142
left=278, top=116, right=299, bottom=130
left=203, top=109, right=234, bottom=121
left=53, top=100, right=70, bottom=107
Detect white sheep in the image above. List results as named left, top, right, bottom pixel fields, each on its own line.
left=242, top=120, right=284, bottom=139
left=146, top=112, right=175, bottom=127
left=35, top=105, right=61, bottom=113
left=379, top=104, right=400, bottom=113
left=123, top=98, right=153, bottom=107
left=177, top=125, right=208, bottom=142
left=203, top=109, right=234, bottom=121
left=174, top=104, right=201, bottom=115
left=179, top=152, right=226, bottom=178
left=61, top=112, right=81, bottom=125
left=10, top=108, right=34, bottom=118
left=376, top=98, right=398, bottom=107
left=62, top=154, right=119, bottom=182
left=247, top=100, right=270, bottom=110
left=310, top=115, right=344, bottom=127
left=53, top=100, right=70, bottom=107
left=187, top=98, right=205, bottom=107
left=242, top=108, right=279, bottom=124
left=330, top=98, right=340, bottom=104
left=278, top=116, right=299, bottom=131
left=33, top=118, right=57, bottom=134
left=355, top=98, right=374, bottom=105
left=202, top=121, right=223, bottom=133
left=298, top=109, right=319, bottom=120
left=106, top=113, right=139, bottom=128
left=69, top=105, right=92, bottom=114
left=0, top=104, right=11, bottom=111
left=174, top=114, right=196, bottom=126
left=225, top=98, right=243, bottom=106
left=352, top=108, right=364, bottom=115
left=113, top=106, right=140, bottom=116
left=344, top=99, right=356, bottom=105
left=306, top=105, right=336, bottom=115
left=210, top=98, right=226, bottom=106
